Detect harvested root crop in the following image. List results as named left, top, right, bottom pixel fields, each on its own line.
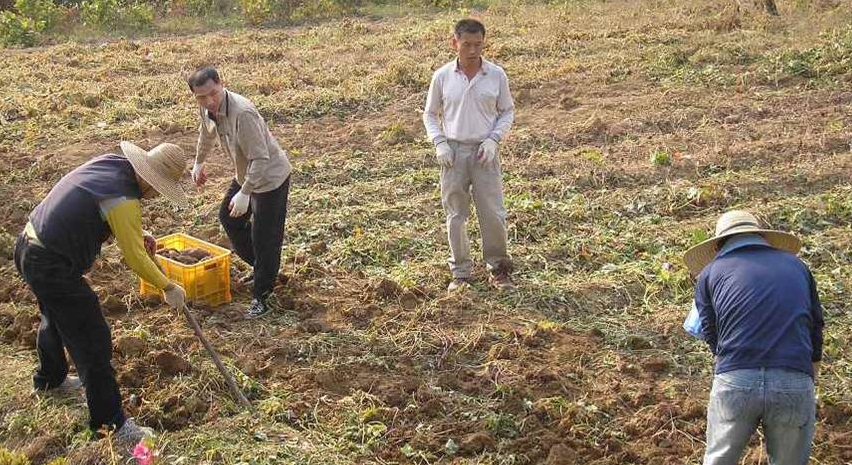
left=158, top=247, right=212, bottom=265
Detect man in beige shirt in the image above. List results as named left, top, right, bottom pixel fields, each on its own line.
left=423, top=19, right=516, bottom=291
left=188, top=66, right=292, bottom=318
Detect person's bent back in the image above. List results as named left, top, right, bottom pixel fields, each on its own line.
left=697, top=245, right=821, bottom=379
left=684, top=210, right=823, bottom=465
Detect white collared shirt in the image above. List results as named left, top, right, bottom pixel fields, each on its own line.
left=423, top=58, right=514, bottom=145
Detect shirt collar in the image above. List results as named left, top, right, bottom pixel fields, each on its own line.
left=454, top=58, right=489, bottom=75
left=718, top=233, right=770, bottom=257
left=219, top=88, right=230, bottom=117
left=207, top=88, right=230, bottom=121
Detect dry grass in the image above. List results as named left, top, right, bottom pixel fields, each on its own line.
left=1, top=0, right=852, bottom=464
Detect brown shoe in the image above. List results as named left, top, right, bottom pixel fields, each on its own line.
left=447, top=277, right=472, bottom=292
left=490, top=272, right=516, bottom=291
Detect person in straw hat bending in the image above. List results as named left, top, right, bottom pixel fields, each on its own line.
left=683, top=210, right=824, bottom=465
left=13, top=142, right=191, bottom=448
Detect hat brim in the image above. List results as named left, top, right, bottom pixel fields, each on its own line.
left=683, top=226, right=801, bottom=276
left=121, top=141, right=188, bottom=208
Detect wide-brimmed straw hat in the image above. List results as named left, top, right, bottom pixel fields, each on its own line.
left=120, top=141, right=190, bottom=208
left=683, top=210, right=801, bottom=276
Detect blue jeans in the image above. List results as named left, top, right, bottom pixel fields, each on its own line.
left=704, top=368, right=815, bottom=465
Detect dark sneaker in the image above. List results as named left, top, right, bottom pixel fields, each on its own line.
left=490, top=272, right=516, bottom=291
left=447, top=277, right=472, bottom=292
left=32, top=375, right=84, bottom=398
left=246, top=299, right=269, bottom=319
left=246, top=294, right=279, bottom=319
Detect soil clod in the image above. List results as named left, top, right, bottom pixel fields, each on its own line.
left=154, top=350, right=192, bottom=376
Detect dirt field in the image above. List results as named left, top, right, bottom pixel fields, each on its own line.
left=1, top=1, right=852, bottom=464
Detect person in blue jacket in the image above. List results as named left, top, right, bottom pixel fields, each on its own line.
left=683, top=210, right=824, bottom=465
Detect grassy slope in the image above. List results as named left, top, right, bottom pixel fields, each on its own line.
left=1, top=0, right=852, bottom=463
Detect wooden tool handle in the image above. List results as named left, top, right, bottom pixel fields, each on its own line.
left=181, top=304, right=253, bottom=411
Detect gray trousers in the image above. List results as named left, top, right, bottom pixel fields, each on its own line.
left=440, top=140, right=510, bottom=278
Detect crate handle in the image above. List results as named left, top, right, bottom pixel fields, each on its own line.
left=204, top=263, right=219, bottom=271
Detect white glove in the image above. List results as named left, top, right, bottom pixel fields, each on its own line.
left=435, top=141, right=454, bottom=168
left=191, top=162, right=206, bottom=186
left=163, top=283, right=186, bottom=309
left=229, top=191, right=250, bottom=217
left=477, top=138, right=499, bottom=166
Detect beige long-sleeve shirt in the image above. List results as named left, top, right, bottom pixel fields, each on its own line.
left=195, top=89, right=291, bottom=194
left=423, top=58, right=515, bottom=146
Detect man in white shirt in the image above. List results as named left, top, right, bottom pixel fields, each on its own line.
left=423, top=18, right=516, bottom=291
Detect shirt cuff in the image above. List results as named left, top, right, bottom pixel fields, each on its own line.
left=195, top=148, right=210, bottom=165
left=432, top=136, right=448, bottom=146
left=239, top=182, right=254, bottom=196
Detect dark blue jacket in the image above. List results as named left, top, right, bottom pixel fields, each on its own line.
left=695, top=238, right=823, bottom=378
left=29, top=154, right=142, bottom=275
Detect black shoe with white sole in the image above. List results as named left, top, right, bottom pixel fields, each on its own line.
left=245, top=294, right=280, bottom=319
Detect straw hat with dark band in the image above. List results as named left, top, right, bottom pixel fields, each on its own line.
left=121, top=141, right=190, bottom=208
left=683, top=210, right=801, bottom=276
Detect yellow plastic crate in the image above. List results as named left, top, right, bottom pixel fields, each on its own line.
left=140, top=233, right=232, bottom=307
